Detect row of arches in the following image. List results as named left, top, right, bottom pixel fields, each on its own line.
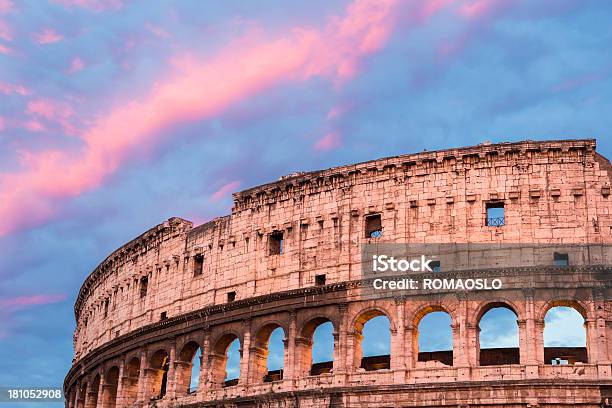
left=69, top=301, right=593, bottom=408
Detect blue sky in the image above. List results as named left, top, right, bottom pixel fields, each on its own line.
left=0, top=0, right=606, bottom=398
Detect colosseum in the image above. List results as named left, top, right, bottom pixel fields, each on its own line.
left=64, top=139, right=612, bottom=407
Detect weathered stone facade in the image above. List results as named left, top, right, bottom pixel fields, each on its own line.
left=65, top=139, right=612, bottom=407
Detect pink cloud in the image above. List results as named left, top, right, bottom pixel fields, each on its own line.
left=0, top=294, right=66, bottom=310
left=0, top=43, right=8, bottom=54
left=33, top=28, right=63, bottom=45
left=27, top=99, right=73, bottom=120
left=23, top=119, right=46, bottom=132
left=0, top=81, right=30, bottom=96
left=0, top=19, right=12, bottom=41
left=0, top=0, right=455, bottom=236
left=326, top=102, right=354, bottom=120
left=314, top=131, right=342, bottom=151
left=459, top=0, right=492, bottom=18
left=212, top=180, right=241, bottom=202
left=0, top=0, right=14, bottom=13
left=68, top=56, right=85, bottom=73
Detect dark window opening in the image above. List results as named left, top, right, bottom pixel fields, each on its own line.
left=140, top=276, right=148, bottom=298
left=553, top=252, right=569, bottom=267
left=365, top=214, right=382, bottom=238
left=360, top=355, right=390, bottom=371
left=315, top=274, right=326, bottom=286
left=486, top=202, right=505, bottom=227
left=227, top=291, right=236, bottom=302
left=160, top=312, right=167, bottom=321
left=431, top=261, right=441, bottom=272
left=103, top=299, right=109, bottom=318
left=193, top=254, right=204, bottom=277
left=84, top=318, right=88, bottom=327
left=269, top=232, right=284, bottom=255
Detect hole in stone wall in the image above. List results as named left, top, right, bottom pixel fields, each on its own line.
left=193, top=254, right=204, bottom=276
left=315, top=274, right=326, bottom=286
left=269, top=232, right=284, bottom=255
left=553, top=252, right=569, bottom=267
left=485, top=202, right=505, bottom=227
left=365, top=214, right=382, bottom=238
left=227, top=291, right=236, bottom=302
left=139, top=276, right=148, bottom=298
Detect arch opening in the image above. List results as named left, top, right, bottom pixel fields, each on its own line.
left=478, top=304, right=519, bottom=366
left=354, top=311, right=391, bottom=371
left=415, top=309, right=453, bottom=366
left=211, top=334, right=241, bottom=387
left=299, top=317, right=334, bottom=376
left=251, top=324, right=286, bottom=383
left=148, top=350, right=169, bottom=400
left=176, top=341, right=201, bottom=395
left=544, top=305, right=587, bottom=365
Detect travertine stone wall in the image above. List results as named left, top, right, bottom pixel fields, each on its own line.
left=65, top=139, right=612, bottom=407
left=72, top=139, right=612, bottom=359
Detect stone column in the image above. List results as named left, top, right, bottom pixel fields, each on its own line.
left=96, top=374, right=105, bottom=408
left=348, top=330, right=363, bottom=370
left=451, top=322, right=462, bottom=366
left=517, top=319, right=527, bottom=365
left=172, top=361, right=191, bottom=396
left=284, top=310, right=297, bottom=382
left=593, top=290, right=611, bottom=378
left=165, top=341, right=177, bottom=398
left=198, top=328, right=211, bottom=394
left=391, top=298, right=406, bottom=383
left=73, top=383, right=81, bottom=408
left=239, top=320, right=252, bottom=385
left=524, top=293, right=541, bottom=378
left=84, top=386, right=97, bottom=408
left=333, top=303, right=349, bottom=378
left=136, top=349, right=148, bottom=402
left=114, top=359, right=125, bottom=408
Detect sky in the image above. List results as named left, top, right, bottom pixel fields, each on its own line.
left=0, top=0, right=608, bottom=401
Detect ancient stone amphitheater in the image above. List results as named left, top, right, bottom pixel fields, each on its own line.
left=65, top=139, right=612, bottom=408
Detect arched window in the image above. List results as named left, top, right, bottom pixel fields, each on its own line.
left=190, top=348, right=202, bottom=392
left=544, top=305, right=587, bottom=365
left=312, top=321, right=334, bottom=375
left=176, top=341, right=201, bottom=395
left=148, top=350, right=169, bottom=400
left=416, top=309, right=453, bottom=366
left=354, top=311, right=391, bottom=371
left=298, top=317, right=334, bottom=376
left=251, top=324, right=286, bottom=383
left=211, top=334, right=241, bottom=387
left=478, top=305, right=519, bottom=365
left=225, top=338, right=240, bottom=384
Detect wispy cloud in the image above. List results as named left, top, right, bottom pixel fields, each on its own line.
left=1, top=0, right=423, bottom=236
left=211, top=181, right=241, bottom=202
left=33, top=28, right=63, bottom=45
